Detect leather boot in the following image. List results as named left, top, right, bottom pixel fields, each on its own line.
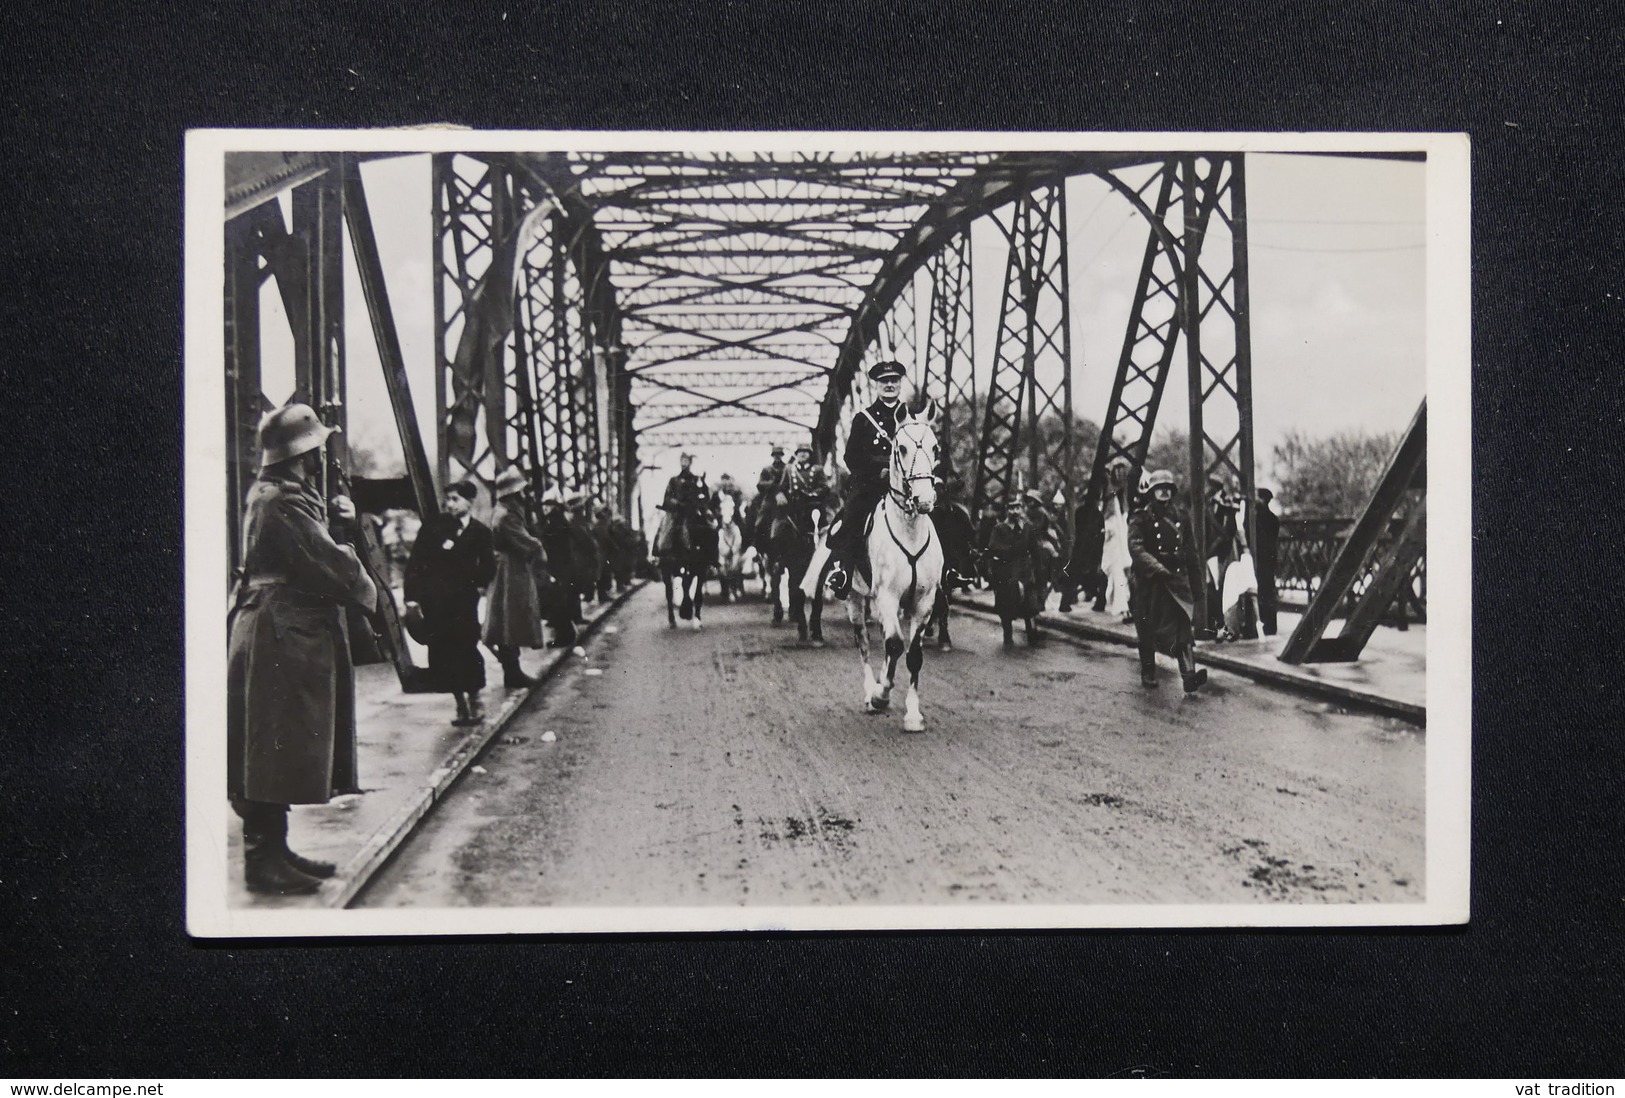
left=1178, top=647, right=1208, bottom=693
left=497, top=647, right=536, bottom=689
left=826, top=562, right=851, bottom=600
left=277, top=812, right=336, bottom=879
left=1140, top=659, right=1158, bottom=688
left=452, top=692, right=476, bottom=726
left=242, top=806, right=321, bottom=896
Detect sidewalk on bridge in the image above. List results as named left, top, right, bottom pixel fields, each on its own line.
left=225, top=581, right=649, bottom=911
left=958, top=590, right=1425, bottom=724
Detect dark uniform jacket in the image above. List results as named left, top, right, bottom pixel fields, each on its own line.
left=661, top=470, right=715, bottom=517
left=843, top=398, right=914, bottom=489
left=755, top=461, right=786, bottom=497
left=405, top=513, right=496, bottom=690
left=779, top=461, right=833, bottom=512
left=228, top=474, right=378, bottom=805
left=1128, top=505, right=1199, bottom=618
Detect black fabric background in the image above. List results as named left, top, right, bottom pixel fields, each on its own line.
left=3, top=0, right=1621, bottom=1077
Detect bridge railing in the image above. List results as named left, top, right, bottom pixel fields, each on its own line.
left=1276, top=516, right=1426, bottom=625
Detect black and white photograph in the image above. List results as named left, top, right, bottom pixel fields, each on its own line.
left=184, top=130, right=1470, bottom=936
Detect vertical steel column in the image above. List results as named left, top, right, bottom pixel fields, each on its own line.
left=223, top=209, right=267, bottom=575
left=431, top=155, right=450, bottom=490
left=341, top=158, right=440, bottom=521
left=973, top=184, right=1071, bottom=519
left=1230, top=156, right=1258, bottom=557
left=1183, top=155, right=1210, bottom=618
left=1086, top=162, right=1186, bottom=503
left=616, top=348, right=637, bottom=518
left=517, top=213, right=560, bottom=505
left=485, top=170, right=517, bottom=475
left=973, top=195, right=1034, bottom=517
left=433, top=154, right=506, bottom=487
left=551, top=216, right=587, bottom=495
left=922, top=229, right=975, bottom=458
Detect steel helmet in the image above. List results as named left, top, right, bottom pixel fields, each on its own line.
left=259, top=403, right=335, bottom=466
left=1145, top=469, right=1177, bottom=491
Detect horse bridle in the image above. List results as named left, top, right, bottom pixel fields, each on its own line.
left=888, top=421, right=937, bottom=517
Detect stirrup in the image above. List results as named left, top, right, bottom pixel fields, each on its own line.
left=826, top=565, right=850, bottom=598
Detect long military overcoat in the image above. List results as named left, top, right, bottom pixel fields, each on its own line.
left=484, top=501, right=548, bottom=648
left=228, top=474, right=378, bottom=805
left=1128, top=503, right=1200, bottom=656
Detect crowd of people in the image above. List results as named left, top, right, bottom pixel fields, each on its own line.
left=227, top=403, right=645, bottom=895
left=228, top=389, right=1280, bottom=895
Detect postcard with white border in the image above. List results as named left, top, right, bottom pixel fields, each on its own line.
left=185, top=130, right=1470, bottom=937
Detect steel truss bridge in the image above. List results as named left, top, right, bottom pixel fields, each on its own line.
left=220, top=146, right=1425, bottom=668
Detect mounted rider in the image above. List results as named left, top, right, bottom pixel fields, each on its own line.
left=826, top=359, right=915, bottom=600
left=773, top=440, right=834, bottom=538
left=756, top=444, right=788, bottom=499
left=656, top=451, right=718, bottom=554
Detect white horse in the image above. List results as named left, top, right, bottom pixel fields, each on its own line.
left=716, top=493, right=747, bottom=601
left=840, top=413, right=944, bottom=733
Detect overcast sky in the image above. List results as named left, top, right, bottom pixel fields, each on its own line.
left=251, top=149, right=1425, bottom=516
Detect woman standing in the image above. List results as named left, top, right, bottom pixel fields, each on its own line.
left=483, top=467, right=548, bottom=687
left=1128, top=469, right=1207, bottom=693
left=405, top=480, right=496, bottom=725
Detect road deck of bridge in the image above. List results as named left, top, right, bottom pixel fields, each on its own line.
left=357, top=585, right=1425, bottom=911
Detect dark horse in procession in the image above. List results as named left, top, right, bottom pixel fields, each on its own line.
left=653, top=455, right=721, bottom=630
left=756, top=440, right=837, bottom=644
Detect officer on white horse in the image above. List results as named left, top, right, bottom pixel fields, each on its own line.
left=826, top=360, right=915, bottom=600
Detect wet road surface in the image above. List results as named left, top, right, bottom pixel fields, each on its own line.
left=358, top=585, right=1424, bottom=908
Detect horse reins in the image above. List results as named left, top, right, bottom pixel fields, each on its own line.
left=888, top=421, right=937, bottom=516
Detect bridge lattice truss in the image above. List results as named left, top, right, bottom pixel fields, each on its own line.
left=222, top=147, right=1258, bottom=608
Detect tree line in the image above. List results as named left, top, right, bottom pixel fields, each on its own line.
left=936, top=394, right=1398, bottom=518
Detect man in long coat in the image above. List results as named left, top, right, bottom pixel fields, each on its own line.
left=405, top=479, right=496, bottom=724
left=228, top=403, right=378, bottom=895
left=1253, top=486, right=1281, bottom=636
left=1128, top=469, right=1207, bottom=692
left=539, top=489, right=580, bottom=647
left=483, top=467, right=547, bottom=688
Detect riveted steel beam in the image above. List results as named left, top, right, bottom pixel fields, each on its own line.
left=971, top=184, right=1073, bottom=520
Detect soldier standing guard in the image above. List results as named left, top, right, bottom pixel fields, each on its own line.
left=228, top=404, right=379, bottom=895
left=826, top=360, right=914, bottom=599
left=1127, top=469, right=1208, bottom=692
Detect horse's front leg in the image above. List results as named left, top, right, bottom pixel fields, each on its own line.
left=846, top=594, right=882, bottom=712
left=871, top=590, right=904, bottom=713
left=690, top=571, right=704, bottom=630
left=808, top=579, right=825, bottom=645
left=663, top=568, right=677, bottom=627
left=789, top=582, right=808, bottom=642
left=901, top=599, right=933, bottom=733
